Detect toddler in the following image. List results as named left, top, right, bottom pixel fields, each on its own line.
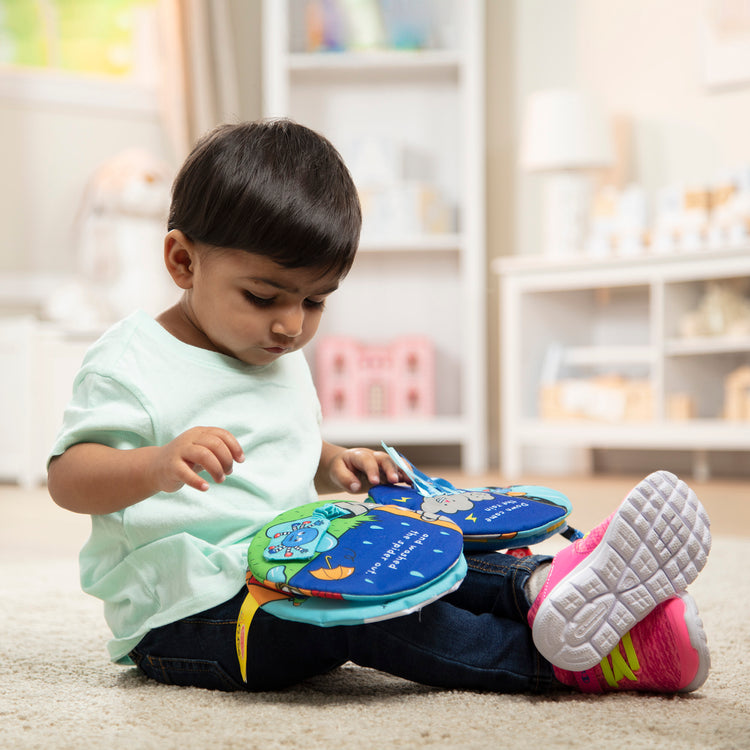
left=49, top=119, right=712, bottom=694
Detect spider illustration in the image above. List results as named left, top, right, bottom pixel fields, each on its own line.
left=267, top=518, right=327, bottom=558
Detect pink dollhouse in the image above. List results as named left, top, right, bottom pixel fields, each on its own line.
left=316, top=336, right=435, bottom=419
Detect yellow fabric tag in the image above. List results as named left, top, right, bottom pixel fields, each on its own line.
left=236, top=591, right=260, bottom=683
left=236, top=576, right=291, bottom=683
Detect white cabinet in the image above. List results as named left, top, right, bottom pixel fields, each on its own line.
left=262, top=0, right=487, bottom=472
left=0, top=318, right=36, bottom=486
left=495, top=248, right=750, bottom=479
left=0, top=319, right=95, bottom=487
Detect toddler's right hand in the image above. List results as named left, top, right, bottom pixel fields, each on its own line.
left=152, top=426, right=245, bottom=493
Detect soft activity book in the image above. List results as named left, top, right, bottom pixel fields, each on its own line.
left=237, top=498, right=466, bottom=681
left=246, top=499, right=465, bottom=603
left=237, top=444, right=581, bottom=682
left=368, top=443, right=580, bottom=549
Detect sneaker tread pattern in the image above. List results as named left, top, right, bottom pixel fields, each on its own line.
left=533, top=471, right=711, bottom=671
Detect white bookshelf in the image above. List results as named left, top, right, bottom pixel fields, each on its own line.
left=262, top=0, right=487, bottom=472
left=494, top=247, right=750, bottom=479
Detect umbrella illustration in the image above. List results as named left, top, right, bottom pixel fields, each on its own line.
left=310, top=555, right=355, bottom=581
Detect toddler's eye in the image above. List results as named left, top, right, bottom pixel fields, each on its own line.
left=304, top=298, right=326, bottom=310
left=243, top=290, right=274, bottom=307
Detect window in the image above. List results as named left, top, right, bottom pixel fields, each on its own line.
left=0, top=0, right=159, bottom=112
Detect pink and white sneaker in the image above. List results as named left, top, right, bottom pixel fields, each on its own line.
left=528, top=471, right=711, bottom=672
left=553, top=592, right=710, bottom=693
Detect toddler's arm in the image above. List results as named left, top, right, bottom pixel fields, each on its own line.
left=48, top=426, right=245, bottom=514
left=315, top=441, right=406, bottom=495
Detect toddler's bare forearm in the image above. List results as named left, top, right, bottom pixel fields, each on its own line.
left=48, top=444, right=164, bottom=515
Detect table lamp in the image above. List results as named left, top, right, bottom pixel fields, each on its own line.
left=520, top=89, right=614, bottom=257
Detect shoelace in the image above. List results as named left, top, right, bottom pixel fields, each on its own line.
left=600, top=631, right=640, bottom=688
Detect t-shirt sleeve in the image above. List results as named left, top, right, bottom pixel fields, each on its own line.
left=49, top=370, right=156, bottom=463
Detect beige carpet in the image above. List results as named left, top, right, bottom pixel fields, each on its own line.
left=1, top=486, right=749, bottom=750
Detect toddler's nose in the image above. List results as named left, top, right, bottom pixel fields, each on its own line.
left=271, top=304, right=304, bottom=338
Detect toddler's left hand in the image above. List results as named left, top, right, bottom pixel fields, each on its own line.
left=328, top=447, right=408, bottom=494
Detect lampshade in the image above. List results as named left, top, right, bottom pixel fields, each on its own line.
left=520, top=89, right=614, bottom=172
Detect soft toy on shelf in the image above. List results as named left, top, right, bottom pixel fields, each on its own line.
left=679, top=279, right=750, bottom=339
left=44, top=149, right=174, bottom=330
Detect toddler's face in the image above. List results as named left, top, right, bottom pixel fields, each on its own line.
left=184, top=248, right=340, bottom=366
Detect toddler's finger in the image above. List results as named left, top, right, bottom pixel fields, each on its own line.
left=217, top=429, right=245, bottom=463
left=186, top=473, right=210, bottom=492
left=199, top=431, right=244, bottom=475
left=337, top=463, right=363, bottom=493
left=185, top=445, right=227, bottom=485
left=372, top=451, right=402, bottom=484
left=174, top=463, right=210, bottom=492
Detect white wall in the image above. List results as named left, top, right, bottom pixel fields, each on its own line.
left=1, top=1, right=748, bottom=476
left=0, top=86, right=170, bottom=274
left=0, top=0, right=263, bottom=277
left=512, top=0, right=750, bottom=258
left=483, top=0, right=750, bottom=471
left=3, top=2, right=747, bottom=278
left=579, top=0, right=750, bottom=183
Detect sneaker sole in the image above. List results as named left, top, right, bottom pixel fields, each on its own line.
left=532, top=471, right=712, bottom=671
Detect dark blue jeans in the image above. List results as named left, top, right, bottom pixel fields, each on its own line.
left=129, top=551, right=558, bottom=693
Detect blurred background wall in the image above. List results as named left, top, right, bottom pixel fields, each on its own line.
left=1, top=0, right=748, bottom=475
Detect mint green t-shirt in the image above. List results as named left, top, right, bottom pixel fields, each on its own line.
left=49, top=311, right=322, bottom=663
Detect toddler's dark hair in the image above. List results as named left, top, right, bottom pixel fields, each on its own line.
left=168, top=118, right=361, bottom=278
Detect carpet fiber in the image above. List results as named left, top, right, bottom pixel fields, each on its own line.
left=2, top=532, right=749, bottom=750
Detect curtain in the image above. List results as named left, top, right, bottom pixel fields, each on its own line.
left=157, top=0, right=241, bottom=162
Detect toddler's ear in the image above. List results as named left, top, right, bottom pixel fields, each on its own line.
left=164, top=230, right=195, bottom=289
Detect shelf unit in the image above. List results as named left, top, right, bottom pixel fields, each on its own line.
left=494, top=247, right=750, bottom=479
left=262, top=0, right=487, bottom=472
